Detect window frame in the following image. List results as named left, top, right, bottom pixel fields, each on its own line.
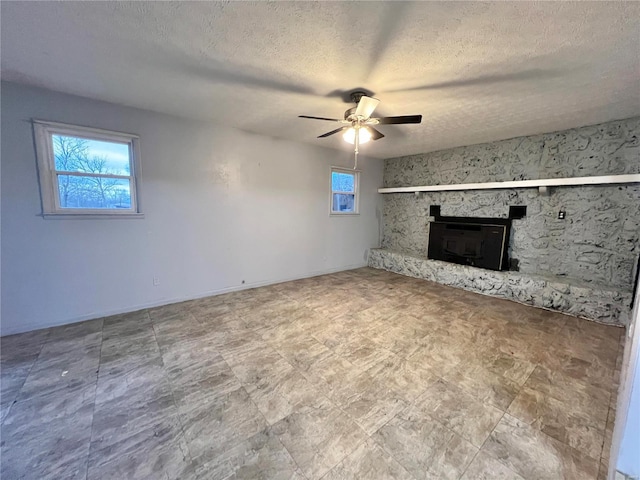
left=33, top=120, right=142, bottom=217
left=330, top=166, right=360, bottom=216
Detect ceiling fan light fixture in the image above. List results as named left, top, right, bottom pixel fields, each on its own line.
left=343, top=127, right=371, bottom=145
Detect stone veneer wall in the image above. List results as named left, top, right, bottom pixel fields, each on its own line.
left=372, top=117, right=640, bottom=325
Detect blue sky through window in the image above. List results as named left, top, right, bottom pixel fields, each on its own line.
left=332, top=172, right=355, bottom=192
left=53, top=135, right=130, bottom=175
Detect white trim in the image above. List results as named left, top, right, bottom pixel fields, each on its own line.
left=41, top=213, right=145, bottom=220
left=377, top=174, right=640, bottom=194
left=0, top=262, right=368, bottom=336
left=330, top=166, right=360, bottom=215
left=330, top=212, right=361, bottom=216
left=54, top=171, right=131, bottom=180
left=33, top=120, right=142, bottom=215
left=32, top=119, right=140, bottom=140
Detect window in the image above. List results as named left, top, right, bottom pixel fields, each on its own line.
left=33, top=120, right=141, bottom=216
left=331, top=167, right=359, bottom=215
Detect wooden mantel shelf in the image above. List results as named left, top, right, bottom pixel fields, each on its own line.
left=377, top=174, right=640, bottom=194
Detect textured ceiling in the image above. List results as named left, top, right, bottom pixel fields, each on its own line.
left=2, top=1, right=639, bottom=159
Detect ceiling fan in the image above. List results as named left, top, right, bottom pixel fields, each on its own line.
left=299, top=91, right=422, bottom=167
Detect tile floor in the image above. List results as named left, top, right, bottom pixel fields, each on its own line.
left=0, top=268, right=624, bottom=480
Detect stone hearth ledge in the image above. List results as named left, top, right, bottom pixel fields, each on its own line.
left=368, top=248, right=631, bottom=326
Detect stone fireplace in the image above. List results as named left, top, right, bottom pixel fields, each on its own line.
left=369, top=117, right=640, bottom=326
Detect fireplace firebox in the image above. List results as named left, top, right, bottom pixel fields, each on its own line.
left=427, top=217, right=511, bottom=271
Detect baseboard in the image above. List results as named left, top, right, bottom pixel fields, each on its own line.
left=0, top=262, right=368, bottom=336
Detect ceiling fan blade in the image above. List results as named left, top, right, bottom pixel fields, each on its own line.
left=374, top=115, right=422, bottom=125
left=355, top=95, right=380, bottom=119
left=299, top=115, right=344, bottom=122
left=366, top=127, right=385, bottom=141
left=318, top=127, right=348, bottom=138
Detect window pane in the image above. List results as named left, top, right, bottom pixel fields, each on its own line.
left=57, top=175, right=131, bottom=209
left=332, top=193, right=355, bottom=212
left=53, top=135, right=131, bottom=175
left=332, top=171, right=355, bottom=192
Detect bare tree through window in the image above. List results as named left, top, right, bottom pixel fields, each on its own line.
left=53, top=135, right=131, bottom=209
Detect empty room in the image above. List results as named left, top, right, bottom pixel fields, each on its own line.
left=1, top=2, right=640, bottom=480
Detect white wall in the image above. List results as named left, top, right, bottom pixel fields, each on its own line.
left=0, top=82, right=383, bottom=336
left=614, top=283, right=640, bottom=478
left=618, top=347, right=640, bottom=477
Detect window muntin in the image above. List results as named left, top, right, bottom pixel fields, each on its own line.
left=56, top=175, right=131, bottom=210
left=34, top=121, right=140, bottom=215
left=331, top=167, right=359, bottom=215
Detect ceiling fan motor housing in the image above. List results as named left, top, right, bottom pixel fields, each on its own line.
left=344, top=107, right=357, bottom=120
left=350, top=91, right=368, bottom=104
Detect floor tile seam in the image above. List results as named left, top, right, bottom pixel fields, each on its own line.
left=333, top=332, right=398, bottom=363
left=85, top=315, right=107, bottom=480
left=366, top=411, right=454, bottom=480
left=535, top=422, right=605, bottom=467
left=218, top=333, right=300, bottom=380
left=314, top=435, right=370, bottom=480
left=503, top=401, right=608, bottom=463
left=251, top=340, right=345, bottom=419
left=526, top=357, right=610, bottom=395
left=502, top=364, right=537, bottom=415
left=184, top=433, right=250, bottom=477
left=598, top=402, right=616, bottom=464
left=335, top=386, right=406, bottom=433
left=171, top=382, right=249, bottom=428
left=10, top=330, right=52, bottom=377
left=557, top=351, right=618, bottom=374
left=397, top=378, right=443, bottom=413
left=470, top=410, right=532, bottom=480
left=357, top=330, right=408, bottom=354
left=405, top=371, right=445, bottom=409
left=149, top=309, right=200, bottom=328
left=229, top=376, right=310, bottom=480
left=516, top=378, right=612, bottom=424
left=408, top=372, right=507, bottom=420
left=499, top=361, right=608, bottom=443
left=0, top=336, right=49, bottom=425
left=99, top=329, right=158, bottom=349
left=95, top=352, right=164, bottom=381
left=99, top=320, right=164, bottom=359
left=267, top=337, right=315, bottom=376
left=488, top=410, right=604, bottom=476
left=271, top=433, right=310, bottom=480
left=88, top=411, right=193, bottom=479
left=457, top=448, right=482, bottom=480
left=180, top=429, right=252, bottom=480
left=209, top=347, right=276, bottom=425
left=293, top=366, right=343, bottom=407
left=471, top=368, right=540, bottom=478
left=364, top=394, right=416, bottom=438
left=292, top=379, right=373, bottom=470
left=440, top=363, right=525, bottom=413
left=148, top=311, right=197, bottom=469
left=615, top=333, right=625, bottom=367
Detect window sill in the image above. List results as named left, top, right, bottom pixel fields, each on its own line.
left=330, top=212, right=360, bottom=216
left=40, top=213, right=145, bottom=220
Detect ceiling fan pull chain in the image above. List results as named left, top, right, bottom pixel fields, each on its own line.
left=354, top=127, right=360, bottom=169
